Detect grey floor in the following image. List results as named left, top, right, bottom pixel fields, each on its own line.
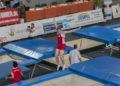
left=31, top=74, right=104, bottom=86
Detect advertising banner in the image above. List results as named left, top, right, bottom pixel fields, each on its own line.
left=0, top=9, right=104, bottom=42
left=42, top=9, right=104, bottom=34
left=42, top=14, right=75, bottom=34
left=104, top=0, right=113, bottom=20
left=0, top=8, right=20, bottom=26
left=112, top=5, right=120, bottom=18
left=0, top=21, right=44, bottom=42
left=74, top=9, right=104, bottom=27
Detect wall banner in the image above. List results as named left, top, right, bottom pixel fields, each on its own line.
left=0, top=8, right=20, bottom=26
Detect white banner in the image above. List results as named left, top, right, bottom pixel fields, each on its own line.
left=74, top=9, right=104, bottom=27
left=41, top=9, right=104, bottom=34
left=0, top=21, right=44, bottom=42
left=41, top=14, right=75, bottom=34
left=112, top=5, right=120, bottom=18
left=104, top=0, right=113, bottom=20
left=0, top=9, right=104, bottom=43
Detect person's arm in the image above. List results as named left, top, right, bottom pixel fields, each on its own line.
left=20, top=72, right=25, bottom=80
left=31, top=29, right=35, bottom=32
left=69, top=51, right=72, bottom=65
left=63, top=26, right=81, bottom=34
left=79, top=58, right=82, bottom=62
left=69, top=56, right=71, bottom=65
left=19, top=69, right=25, bottom=80
left=53, top=18, right=58, bottom=29
left=78, top=51, right=82, bottom=62
left=21, top=72, right=24, bottom=77
left=5, top=72, right=14, bottom=80
left=20, top=68, right=24, bottom=78
left=26, top=28, right=30, bottom=32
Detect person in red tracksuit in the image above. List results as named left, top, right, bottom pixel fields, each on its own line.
left=6, top=61, right=24, bottom=83
left=53, top=18, right=81, bottom=70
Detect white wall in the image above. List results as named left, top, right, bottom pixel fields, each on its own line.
left=0, top=9, right=104, bottom=43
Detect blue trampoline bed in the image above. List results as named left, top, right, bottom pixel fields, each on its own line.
left=72, top=25, right=120, bottom=56
left=3, top=38, right=73, bottom=78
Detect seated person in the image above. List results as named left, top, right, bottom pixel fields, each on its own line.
left=6, top=61, right=24, bottom=83
left=26, top=23, right=35, bottom=37
left=69, top=44, right=82, bottom=65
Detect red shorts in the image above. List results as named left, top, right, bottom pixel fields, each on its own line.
left=57, top=44, right=66, bottom=51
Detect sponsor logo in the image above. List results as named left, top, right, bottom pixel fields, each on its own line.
left=0, top=10, right=18, bottom=18
left=91, top=11, right=101, bottom=18
left=9, top=27, right=15, bottom=36
left=78, top=13, right=90, bottom=21
left=0, top=8, right=20, bottom=26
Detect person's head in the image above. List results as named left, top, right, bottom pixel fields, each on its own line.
left=31, top=23, right=34, bottom=27
left=57, top=27, right=62, bottom=33
left=20, top=1, right=24, bottom=6
left=27, top=26, right=30, bottom=29
left=13, top=61, right=18, bottom=68
left=74, top=44, right=77, bottom=49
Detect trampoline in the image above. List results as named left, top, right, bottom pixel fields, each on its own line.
left=69, top=56, right=120, bottom=85
left=3, top=38, right=73, bottom=78
left=72, top=26, right=120, bottom=55
left=7, top=56, right=120, bottom=86
left=105, top=24, right=120, bottom=30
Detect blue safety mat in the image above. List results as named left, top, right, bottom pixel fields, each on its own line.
left=104, top=84, right=115, bottom=86
left=0, top=49, right=6, bottom=54
left=0, top=61, right=30, bottom=81
left=3, top=38, right=73, bottom=61
left=69, top=56, right=120, bottom=85
left=72, top=26, right=120, bottom=44
left=105, top=24, right=120, bottom=29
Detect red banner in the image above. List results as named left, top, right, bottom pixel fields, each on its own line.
left=0, top=8, right=20, bottom=26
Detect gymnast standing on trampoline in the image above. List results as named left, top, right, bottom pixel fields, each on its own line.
left=53, top=19, right=81, bottom=70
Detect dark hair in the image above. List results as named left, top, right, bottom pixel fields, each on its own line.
left=31, top=23, right=34, bottom=25
left=27, top=26, right=30, bottom=28
left=57, top=27, right=61, bottom=30
left=13, top=61, right=18, bottom=68
left=74, top=44, right=77, bottom=49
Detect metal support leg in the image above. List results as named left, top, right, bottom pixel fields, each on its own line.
left=7, top=53, right=25, bottom=61
left=31, top=63, right=37, bottom=78
left=105, top=44, right=113, bottom=56
left=37, top=64, right=53, bottom=71
left=106, top=44, right=113, bottom=56
left=79, top=38, right=83, bottom=50
left=7, top=53, right=14, bottom=60
left=110, top=47, right=113, bottom=56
